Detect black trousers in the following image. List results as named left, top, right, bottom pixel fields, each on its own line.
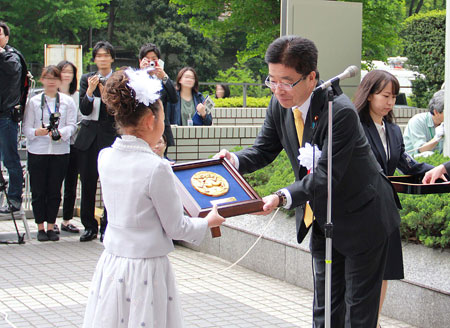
left=28, top=153, right=69, bottom=225
left=77, top=141, right=101, bottom=232
left=62, top=145, right=78, bottom=220
left=311, top=221, right=388, bottom=328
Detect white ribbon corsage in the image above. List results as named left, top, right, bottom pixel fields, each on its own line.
left=125, top=68, right=162, bottom=106
left=298, top=143, right=322, bottom=173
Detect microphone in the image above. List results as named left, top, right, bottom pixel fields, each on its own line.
left=313, top=65, right=359, bottom=93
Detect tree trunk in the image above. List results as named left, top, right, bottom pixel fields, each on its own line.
left=415, top=0, right=425, bottom=14
left=107, top=2, right=116, bottom=42
left=408, top=0, right=415, bottom=17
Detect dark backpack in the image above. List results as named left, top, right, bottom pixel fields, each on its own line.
left=9, top=47, right=32, bottom=122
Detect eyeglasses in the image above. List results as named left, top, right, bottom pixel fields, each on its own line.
left=265, top=75, right=307, bottom=91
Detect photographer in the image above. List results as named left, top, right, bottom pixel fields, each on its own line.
left=0, top=21, right=24, bottom=214
left=22, top=65, right=77, bottom=241
left=138, top=43, right=177, bottom=156
left=74, top=41, right=117, bottom=242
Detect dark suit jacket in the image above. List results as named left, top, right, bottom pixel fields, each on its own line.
left=236, top=87, right=401, bottom=256
left=160, top=78, right=177, bottom=147
left=74, top=72, right=117, bottom=152
left=361, top=119, right=433, bottom=176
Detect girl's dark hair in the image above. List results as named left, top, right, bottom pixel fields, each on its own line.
left=40, top=65, right=61, bottom=80
left=175, top=67, right=199, bottom=93
left=353, top=70, right=400, bottom=125
left=102, top=69, right=161, bottom=131
left=56, top=60, right=78, bottom=95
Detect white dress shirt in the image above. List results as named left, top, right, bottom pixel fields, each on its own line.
left=23, top=92, right=77, bottom=155
left=99, top=135, right=208, bottom=259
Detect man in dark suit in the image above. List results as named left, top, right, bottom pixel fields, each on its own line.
left=138, top=43, right=177, bottom=156
left=216, top=36, right=401, bottom=327
left=75, top=41, right=117, bottom=242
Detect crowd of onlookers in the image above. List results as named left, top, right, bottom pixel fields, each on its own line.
left=0, top=20, right=234, bottom=243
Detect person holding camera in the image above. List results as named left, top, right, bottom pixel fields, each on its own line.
left=0, top=21, right=24, bottom=214
left=138, top=43, right=177, bottom=156
left=168, top=66, right=212, bottom=126
left=22, top=65, right=77, bottom=241
left=74, top=41, right=118, bottom=242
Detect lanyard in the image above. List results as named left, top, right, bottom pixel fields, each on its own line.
left=40, top=93, right=60, bottom=127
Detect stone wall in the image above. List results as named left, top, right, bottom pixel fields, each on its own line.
left=167, top=106, right=428, bottom=162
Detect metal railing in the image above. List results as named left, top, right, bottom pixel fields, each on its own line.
left=199, top=82, right=266, bottom=107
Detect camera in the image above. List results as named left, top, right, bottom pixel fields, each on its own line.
left=47, top=112, right=61, bottom=141
left=97, top=74, right=108, bottom=85
left=149, top=60, right=157, bottom=68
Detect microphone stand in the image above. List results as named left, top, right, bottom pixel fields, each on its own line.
left=324, top=82, right=340, bottom=328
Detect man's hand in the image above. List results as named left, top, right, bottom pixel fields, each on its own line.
left=87, top=75, right=100, bottom=97
left=435, top=123, right=445, bottom=139
left=213, top=149, right=236, bottom=167
left=253, top=194, right=279, bottom=215
left=422, top=164, right=448, bottom=184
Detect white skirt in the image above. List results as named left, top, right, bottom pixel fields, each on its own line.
left=83, top=250, right=184, bottom=328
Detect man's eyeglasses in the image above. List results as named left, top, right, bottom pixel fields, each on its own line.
left=265, top=75, right=307, bottom=91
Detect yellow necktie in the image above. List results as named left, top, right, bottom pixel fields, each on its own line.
left=293, top=108, right=314, bottom=228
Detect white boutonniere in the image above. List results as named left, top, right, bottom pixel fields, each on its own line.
left=298, top=143, right=322, bottom=172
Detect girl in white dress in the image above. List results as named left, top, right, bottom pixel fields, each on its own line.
left=83, top=68, right=225, bottom=328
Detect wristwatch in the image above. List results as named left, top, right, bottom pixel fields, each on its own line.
left=275, top=191, right=287, bottom=207
left=162, top=75, right=169, bottom=83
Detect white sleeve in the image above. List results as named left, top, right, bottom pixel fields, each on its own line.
left=58, top=97, right=78, bottom=141
left=22, top=98, right=37, bottom=141
left=149, top=161, right=208, bottom=245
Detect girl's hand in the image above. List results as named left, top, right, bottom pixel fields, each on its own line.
left=35, top=128, right=49, bottom=136
left=206, top=204, right=225, bottom=228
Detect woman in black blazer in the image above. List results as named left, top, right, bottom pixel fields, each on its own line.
left=354, top=70, right=433, bottom=328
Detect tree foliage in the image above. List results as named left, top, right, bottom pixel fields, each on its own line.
left=405, top=0, right=445, bottom=17
left=0, top=0, right=109, bottom=63
left=94, top=0, right=222, bottom=81
left=341, top=0, right=404, bottom=62
left=400, top=10, right=445, bottom=107
left=170, top=0, right=280, bottom=66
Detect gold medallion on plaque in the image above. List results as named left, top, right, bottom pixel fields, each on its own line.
left=191, top=171, right=229, bottom=197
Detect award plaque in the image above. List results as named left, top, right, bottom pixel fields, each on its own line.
left=172, top=158, right=264, bottom=237
left=388, top=174, right=450, bottom=194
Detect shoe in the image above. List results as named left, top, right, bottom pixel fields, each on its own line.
left=47, top=230, right=59, bottom=241
left=37, top=230, right=49, bottom=242
left=80, top=230, right=97, bottom=242
left=61, top=223, right=80, bottom=233
left=53, top=224, right=60, bottom=234
left=0, top=205, right=20, bottom=214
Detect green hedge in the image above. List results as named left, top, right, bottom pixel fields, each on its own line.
left=400, top=10, right=445, bottom=108
left=236, top=147, right=450, bottom=248
left=213, top=96, right=271, bottom=108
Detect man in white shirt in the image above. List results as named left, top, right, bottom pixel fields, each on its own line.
left=404, top=89, right=445, bottom=157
